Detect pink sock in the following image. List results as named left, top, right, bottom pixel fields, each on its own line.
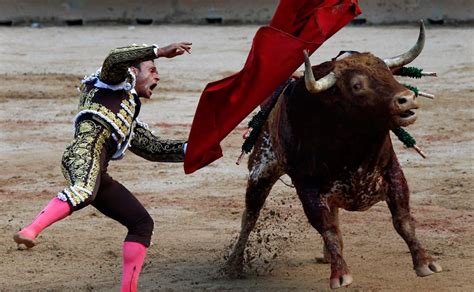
left=121, top=241, right=147, bottom=292
left=19, top=197, right=71, bottom=239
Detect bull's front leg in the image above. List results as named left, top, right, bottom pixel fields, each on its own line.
left=295, top=183, right=352, bottom=289
left=222, top=132, right=283, bottom=278
left=322, top=208, right=343, bottom=264
left=385, top=156, right=442, bottom=277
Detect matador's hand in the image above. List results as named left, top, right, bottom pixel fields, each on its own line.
left=157, top=42, right=192, bottom=58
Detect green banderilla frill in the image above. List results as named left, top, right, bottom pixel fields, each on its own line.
left=392, top=127, right=426, bottom=158
left=403, top=84, right=419, bottom=96
left=236, top=110, right=270, bottom=165
left=395, top=66, right=437, bottom=79
left=242, top=110, right=267, bottom=154
left=236, top=79, right=292, bottom=164
left=392, top=127, right=416, bottom=147
left=404, top=83, right=436, bottom=99
left=397, top=67, right=424, bottom=79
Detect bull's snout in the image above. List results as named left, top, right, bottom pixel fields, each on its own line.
left=395, top=90, right=417, bottom=105
left=397, top=97, right=409, bottom=104
left=393, top=90, right=419, bottom=127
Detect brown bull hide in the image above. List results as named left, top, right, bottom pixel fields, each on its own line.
left=223, top=46, right=441, bottom=288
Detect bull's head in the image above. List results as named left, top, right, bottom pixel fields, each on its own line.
left=303, top=21, right=428, bottom=129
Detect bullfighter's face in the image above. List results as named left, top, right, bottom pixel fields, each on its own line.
left=133, top=60, right=160, bottom=99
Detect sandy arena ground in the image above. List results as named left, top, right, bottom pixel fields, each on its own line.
left=0, top=24, right=473, bottom=291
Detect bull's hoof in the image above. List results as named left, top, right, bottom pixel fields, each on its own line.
left=221, top=261, right=244, bottom=279
left=415, top=261, right=442, bottom=277
left=330, top=274, right=353, bottom=289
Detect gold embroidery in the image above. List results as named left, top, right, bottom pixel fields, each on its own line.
left=79, top=103, right=129, bottom=136
left=76, top=89, right=136, bottom=142
left=119, top=109, right=130, bottom=120
left=122, top=98, right=132, bottom=109
left=130, top=126, right=185, bottom=162
left=60, top=120, right=110, bottom=207
left=78, top=88, right=99, bottom=109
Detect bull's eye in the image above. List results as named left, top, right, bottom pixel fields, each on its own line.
left=350, top=75, right=366, bottom=93
left=352, top=82, right=362, bottom=91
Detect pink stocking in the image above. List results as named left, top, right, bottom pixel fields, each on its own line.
left=121, top=241, right=147, bottom=292
left=14, top=197, right=71, bottom=248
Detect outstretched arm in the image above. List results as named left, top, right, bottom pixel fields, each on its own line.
left=129, top=121, right=186, bottom=162
left=157, top=42, right=192, bottom=58
left=99, top=42, right=192, bottom=85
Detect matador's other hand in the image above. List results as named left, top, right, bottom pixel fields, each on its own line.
left=157, top=42, right=192, bottom=58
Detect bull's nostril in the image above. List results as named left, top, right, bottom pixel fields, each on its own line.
left=398, top=97, right=407, bottom=104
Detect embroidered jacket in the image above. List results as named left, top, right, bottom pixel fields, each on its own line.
left=75, top=45, right=186, bottom=162
left=58, top=45, right=186, bottom=208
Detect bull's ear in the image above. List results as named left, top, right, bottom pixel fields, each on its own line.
left=304, top=50, right=337, bottom=94
left=332, top=50, right=360, bottom=61
left=384, top=20, right=425, bottom=68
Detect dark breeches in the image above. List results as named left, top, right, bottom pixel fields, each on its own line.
left=92, top=173, right=154, bottom=247
left=60, top=119, right=154, bottom=247
left=70, top=167, right=154, bottom=247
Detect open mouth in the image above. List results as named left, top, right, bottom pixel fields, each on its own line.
left=150, top=84, right=157, bottom=91
left=396, top=109, right=418, bottom=126
left=399, top=109, right=415, bottom=118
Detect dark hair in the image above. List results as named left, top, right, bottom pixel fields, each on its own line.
left=131, top=59, right=156, bottom=72
left=130, top=61, right=142, bottom=71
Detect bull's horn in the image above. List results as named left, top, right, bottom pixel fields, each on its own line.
left=384, top=20, right=425, bottom=68
left=304, top=50, right=337, bottom=93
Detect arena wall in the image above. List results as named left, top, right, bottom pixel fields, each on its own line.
left=0, top=0, right=472, bottom=25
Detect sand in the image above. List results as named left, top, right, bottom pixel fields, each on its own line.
left=0, top=24, right=473, bottom=291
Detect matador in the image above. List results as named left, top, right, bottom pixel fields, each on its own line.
left=14, top=41, right=192, bottom=292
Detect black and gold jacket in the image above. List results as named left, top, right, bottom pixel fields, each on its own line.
left=57, top=45, right=186, bottom=207
left=75, top=45, right=185, bottom=162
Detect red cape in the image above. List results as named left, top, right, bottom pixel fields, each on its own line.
left=184, top=0, right=361, bottom=174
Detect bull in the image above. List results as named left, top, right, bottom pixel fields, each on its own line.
left=223, top=21, right=442, bottom=288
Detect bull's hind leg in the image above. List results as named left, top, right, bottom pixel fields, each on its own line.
left=222, top=131, right=283, bottom=278
left=385, top=156, right=442, bottom=277
left=295, top=183, right=352, bottom=289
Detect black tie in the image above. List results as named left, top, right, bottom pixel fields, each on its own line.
left=132, top=93, right=141, bottom=119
